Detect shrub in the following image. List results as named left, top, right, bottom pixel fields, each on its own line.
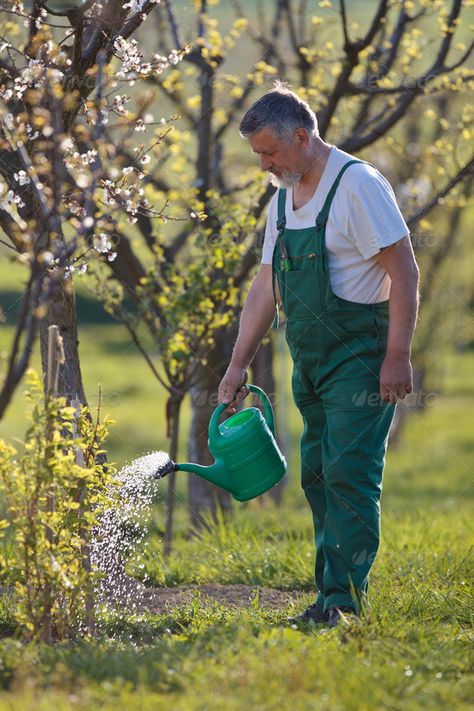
left=0, top=370, right=117, bottom=641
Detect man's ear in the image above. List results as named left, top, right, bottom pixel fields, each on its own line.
left=295, top=128, right=309, bottom=146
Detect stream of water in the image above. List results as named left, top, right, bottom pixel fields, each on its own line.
left=90, top=450, right=172, bottom=614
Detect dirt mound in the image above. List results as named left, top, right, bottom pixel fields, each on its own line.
left=137, top=584, right=305, bottom=615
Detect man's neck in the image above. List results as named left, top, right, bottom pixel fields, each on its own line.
left=290, top=141, right=332, bottom=210
left=297, top=140, right=332, bottom=191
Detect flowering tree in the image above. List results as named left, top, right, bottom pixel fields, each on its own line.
left=0, top=0, right=186, bottom=417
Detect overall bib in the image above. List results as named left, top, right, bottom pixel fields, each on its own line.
left=272, top=160, right=395, bottom=612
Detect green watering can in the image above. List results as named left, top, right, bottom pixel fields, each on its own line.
left=155, top=385, right=287, bottom=501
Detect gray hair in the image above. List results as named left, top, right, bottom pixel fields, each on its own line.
left=239, top=81, right=319, bottom=141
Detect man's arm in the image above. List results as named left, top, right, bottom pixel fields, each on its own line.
left=218, top=264, right=278, bottom=411
left=377, top=236, right=420, bottom=403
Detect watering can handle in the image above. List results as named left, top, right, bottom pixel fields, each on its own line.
left=248, top=384, right=275, bottom=435
left=210, top=384, right=276, bottom=442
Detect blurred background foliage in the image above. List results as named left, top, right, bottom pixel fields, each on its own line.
left=0, top=0, right=473, bottom=526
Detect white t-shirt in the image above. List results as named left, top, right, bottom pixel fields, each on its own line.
left=261, top=145, right=409, bottom=304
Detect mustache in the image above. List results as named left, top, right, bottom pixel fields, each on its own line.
left=268, top=169, right=301, bottom=188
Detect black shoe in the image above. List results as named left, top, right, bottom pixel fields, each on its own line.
left=288, top=602, right=329, bottom=626
left=327, top=606, right=358, bottom=628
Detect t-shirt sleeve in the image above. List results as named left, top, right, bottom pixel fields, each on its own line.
left=260, top=192, right=279, bottom=265
left=347, top=171, right=409, bottom=260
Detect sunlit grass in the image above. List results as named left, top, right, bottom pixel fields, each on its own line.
left=1, top=340, right=472, bottom=709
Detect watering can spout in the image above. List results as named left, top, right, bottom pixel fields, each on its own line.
left=175, top=461, right=231, bottom=491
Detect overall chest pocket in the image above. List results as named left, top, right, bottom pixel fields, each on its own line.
left=283, top=268, right=322, bottom=321
left=281, top=252, right=318, bottom=271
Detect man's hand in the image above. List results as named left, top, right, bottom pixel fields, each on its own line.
left=379, top=353, right=413, bottom=404
left=377, top=236, right=419, bottom=405
left=218, top=365, right=250, bottom=414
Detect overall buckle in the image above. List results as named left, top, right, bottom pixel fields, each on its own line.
left=316, top=213, right=328, bottom=230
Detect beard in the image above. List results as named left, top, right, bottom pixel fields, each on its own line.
left=268, top=169, right=301, bottom=189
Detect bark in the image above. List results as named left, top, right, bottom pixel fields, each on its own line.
left=187, top=330, right=234, bottom=532
left=39, top=274, right=86, bottom=404
left=163, top=396, right=182, bottom=556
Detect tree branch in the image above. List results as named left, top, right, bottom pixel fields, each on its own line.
left=0, top=265, right=42, bottom=420
left=339, top=0, right=350, bottom=51
left=407, top=156, right=474, bottom=229
left=163, top=0, right=183, bottom=50
left=318, top=0, right=389, bottom=137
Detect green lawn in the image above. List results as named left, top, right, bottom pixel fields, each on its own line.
left=0, top=305, right=473, bottom=708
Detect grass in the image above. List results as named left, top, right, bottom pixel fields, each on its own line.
left=0, top=318, right=473, bottom=708
left=1, top=223, right=473, bottom=709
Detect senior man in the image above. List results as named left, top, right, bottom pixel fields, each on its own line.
left=217, top=84, right=419, bottom=628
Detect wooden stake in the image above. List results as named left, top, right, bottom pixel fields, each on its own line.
left=42, top=324, right=64, bottom=643
left=72, top=397, right=95, bottom=636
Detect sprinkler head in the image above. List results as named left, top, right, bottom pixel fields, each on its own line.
left=153, top=458, right=178, bottom=479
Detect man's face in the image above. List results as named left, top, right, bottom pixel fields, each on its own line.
left=248, top=127, right=303, bottom=188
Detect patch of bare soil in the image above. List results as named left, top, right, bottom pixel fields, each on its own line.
left=137, top=584, right=305, bottom=615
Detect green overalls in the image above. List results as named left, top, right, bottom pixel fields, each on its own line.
left=272, top=160, right=395, bottom=613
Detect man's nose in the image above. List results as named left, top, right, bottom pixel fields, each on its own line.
left=260, top=156, right=273, bottom=171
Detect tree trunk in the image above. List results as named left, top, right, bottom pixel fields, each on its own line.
left=187, top=331, right=233, bottom=533
left=163, top=396, right=182, bottom=556
left=39, top=275, right=86, bottom=404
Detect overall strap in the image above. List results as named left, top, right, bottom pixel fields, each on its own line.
left=276, top=188, right=287, bottom=233
left=271, top=188, right=288, bottom=330
left=315, top=159, right=365, bottom=272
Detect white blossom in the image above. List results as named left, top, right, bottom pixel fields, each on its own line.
left=102, top=180, right=117, bottom=206
left=123, top=0, right=146, bottom=12
left=14, top=170, right=30, bottom=186
left=61, top=137, right=74, bottom=151
left=94, top=233, right=112, bottom=254
left=26, top=124, right=39, bottom=141
left=111, top=94, right=131, bottom=115
left=169, top=49, right=180, bottom=65
left=76, top=173, right=91, bottom=189
left=79, top=149, right=98, bottom=166
left=41, top=251, right=54, bottom=265
left=107, top=252, right=117, bottom=262
left=6, top=190, right=25, bottom=208
left=13, top=59, right=44, bottom=99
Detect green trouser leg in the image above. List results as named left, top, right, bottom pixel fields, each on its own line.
left=298, top=397, right=327, bottom=609
left=322, top=403, right=394, bottom=611
left=299, top=396, right=394, bottom=613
